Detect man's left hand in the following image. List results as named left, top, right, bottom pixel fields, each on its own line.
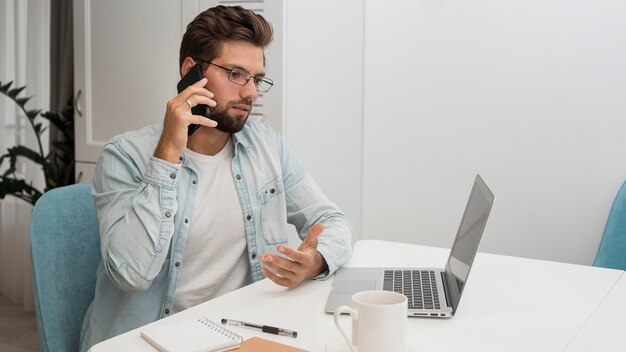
left=260, top=223, right=327, bottom=288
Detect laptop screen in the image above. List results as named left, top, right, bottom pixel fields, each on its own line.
left=444, top=175, right=494, bottom=313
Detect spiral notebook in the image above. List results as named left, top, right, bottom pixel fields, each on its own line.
left=141, top=317, right=243, bottom=352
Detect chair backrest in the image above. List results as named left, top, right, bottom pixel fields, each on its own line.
left=594, top=180, right=626, bottom=270
left=31, top=183, right=101, bottom=352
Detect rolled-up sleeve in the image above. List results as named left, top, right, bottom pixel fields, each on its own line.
left=93, top=141, right=180, bottom=293
left=285, top=173, right=355, bottom=278
left=273, top=129, right=355, bottom=278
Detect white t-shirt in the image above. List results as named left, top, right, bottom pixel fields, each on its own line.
left=172, top=139, right=251, bottom=313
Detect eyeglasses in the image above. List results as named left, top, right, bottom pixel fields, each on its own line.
left=197, top=60, right=274, bottom=93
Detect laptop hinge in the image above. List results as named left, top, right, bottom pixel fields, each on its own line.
left=440, top=271, right=453, bottom=310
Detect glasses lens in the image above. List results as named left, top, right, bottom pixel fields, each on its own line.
left=228, top=68, right=249, bottom=85
left=255, top=78, right=273, bottom=93
left=224, top=65, right=273, bottom=92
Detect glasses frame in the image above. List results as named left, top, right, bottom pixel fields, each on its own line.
left=196, top=59, right=273, bottom=93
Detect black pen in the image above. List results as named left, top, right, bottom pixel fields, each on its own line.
left=221, top=318, right=298, bottom=338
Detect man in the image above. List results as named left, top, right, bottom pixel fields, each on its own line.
left=79, top=6, right=354, bottom=351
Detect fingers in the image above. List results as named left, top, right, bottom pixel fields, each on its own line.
left=309, top=223, right=325, bottom=237
left=260, top=225, right=326, bottom=288
left=185, top=79, right=213, bottom=99
left=298, top=223, right=324, bottom=251
left=168, top=77, right=218, bottom=128
left=261, top=266, right=294, bottom=288
left=184, top=95, right=215, bottom=109
left=260, top=248, right=309, bottom=288
left=155, top=79, right=217, bottom=162
left=260, top=243, right=323, bottom=288
left=260, top=253, right=300, bottom=288
left=180, top=81, right=216, bottom=110
left=192, top=77, right=209, bottom=88
left=183, top=114, right=218, bottom=128
left=261, top=253, right=298, bottom=276
left=278, top=245, right=305, bottom=262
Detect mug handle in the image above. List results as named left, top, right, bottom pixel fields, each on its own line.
left=333, top=305, right=359, bottom=352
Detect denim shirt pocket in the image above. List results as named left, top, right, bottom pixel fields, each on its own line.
left=256, top=175, right=288, bottom=245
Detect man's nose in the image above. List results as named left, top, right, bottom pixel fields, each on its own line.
left=241, top=79, right=258, bottom=100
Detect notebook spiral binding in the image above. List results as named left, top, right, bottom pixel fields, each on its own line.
left=197, top=317, right=244, bottom=343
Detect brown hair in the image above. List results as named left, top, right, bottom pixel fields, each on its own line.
left=179, top=5, right=273, bottom=71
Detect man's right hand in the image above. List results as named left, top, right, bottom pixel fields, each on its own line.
left=154, top=78, right=217, bottom=163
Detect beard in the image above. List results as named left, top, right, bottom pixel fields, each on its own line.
left=210, top=98, right=253, bottom=134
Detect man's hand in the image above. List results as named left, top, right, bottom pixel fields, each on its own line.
left=154, top=78, right=218, bottom=163
left=260, top=223, right=328, bottom=288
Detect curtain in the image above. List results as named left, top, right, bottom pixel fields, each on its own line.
left=50, top=0, right=73, bottom=152
left=0, top=0, right=51, bottom=312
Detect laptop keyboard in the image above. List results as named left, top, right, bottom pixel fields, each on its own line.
left=383, top=270, right=441, bottom=310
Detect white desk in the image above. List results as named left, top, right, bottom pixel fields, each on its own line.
left=563, top=271, right=626, bottom=351
left=90, top=240, right=623, bottom=352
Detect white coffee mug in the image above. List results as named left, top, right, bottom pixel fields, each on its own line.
left=333, top=290, right=408, bottom=352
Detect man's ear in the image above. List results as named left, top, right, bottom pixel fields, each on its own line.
left=180, top=57, right=197, bottom=77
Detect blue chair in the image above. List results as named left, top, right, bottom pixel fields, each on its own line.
left=594, top=180, right=626, bottom=270
left=30, top=183, right=101, bottom=352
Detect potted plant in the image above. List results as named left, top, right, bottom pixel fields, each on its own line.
left=0, top=81, right=75, bottom=205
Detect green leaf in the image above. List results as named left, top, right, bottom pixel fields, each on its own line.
left=42, top=110, right=74, bottom=140
left=26, top=109, right=41, bottom=121
left=40, top=111, right=63, bottom=129
left=15, top=97, right=31, bottom=106
left=0, top=176, right=42, bottom=206
left=1, top=146, right=46, bottom=177
left=0, top=81, right=76, bottom=194
left=7, top=86, right=26, bottom=99
left=0, top=81, right=13, bottom=92
left=0, top=153, right=8, bottom=168
left=0, top=151, right=17, bottom=175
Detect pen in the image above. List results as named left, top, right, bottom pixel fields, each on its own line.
left=221, top=318, right=298, bottom=338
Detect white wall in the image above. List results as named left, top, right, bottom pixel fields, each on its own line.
left=71, top=1, right=626, bottom=266
left=360, top=0, right=626, bottom=265
left=284, top=0, right=626, bottom=266
left=285, top=1, right=365, bottom=236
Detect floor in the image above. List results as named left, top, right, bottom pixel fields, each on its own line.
left=0, top=293, right=39, bottom=352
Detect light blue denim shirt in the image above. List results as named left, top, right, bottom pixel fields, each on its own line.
left=79, top=121, right=354, bottom=351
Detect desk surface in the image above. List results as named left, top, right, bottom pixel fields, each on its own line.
left=90, top=240, right=623, bottom=352
left=563, top=270, right=625, bottom=351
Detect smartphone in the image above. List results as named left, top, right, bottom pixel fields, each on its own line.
left=176, top=63, right=211, bottom=136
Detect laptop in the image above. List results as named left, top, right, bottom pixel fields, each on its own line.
left=325, top=174, right=494, bottom=318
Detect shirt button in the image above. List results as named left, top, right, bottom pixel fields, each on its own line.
left=169, top=172, right=176, bottom=179
left=184, top=218, right=189, bottom=223
left=175, top=261, right=181, bottom=267
left=270, top=188, right=276, bottom=194
left=164, top=211, right=172, bottom=218
left=164, top=309, right=170, bottom=314
left=251, top=252, right=257, bottom=259
left=246, top=215, right=252, bottom=221
left=235, top=174, right=241, bottom=180
left=192, top=179, right=197, bottom=185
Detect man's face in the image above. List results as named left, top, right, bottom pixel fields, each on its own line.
left=202, top=41, right=265, bottom=134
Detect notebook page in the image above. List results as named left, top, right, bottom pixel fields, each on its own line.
left=141, top=317, right=243, bottom=352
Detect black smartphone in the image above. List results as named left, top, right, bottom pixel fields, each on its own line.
left=176, top=63, right=211, bottom=136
